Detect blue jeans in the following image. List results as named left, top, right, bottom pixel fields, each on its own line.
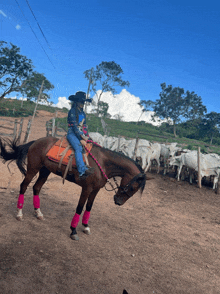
left=66, top=128, right=87, bottom=176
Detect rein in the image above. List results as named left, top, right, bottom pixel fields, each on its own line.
left=84, top=142, right=117, bottom=191
left=84, top=141, right=144, bottom=197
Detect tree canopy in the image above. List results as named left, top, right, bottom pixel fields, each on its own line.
left=183, top=91, right=207, bottom=121
left=0, top=41, right=33, bottom=101
left=20, top=72, right=54, bottom=102
left=84, top=61, right=130, bottom=116
left=140, top=83, right=207, bottom=137
left=91, top=101, right=111, bottom=118
left=0, top=41, right=54, bottom=103
left=198, top=112, right=220, bottom=144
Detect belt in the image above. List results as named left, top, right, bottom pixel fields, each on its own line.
left=68, top=124, right=83, bottom=132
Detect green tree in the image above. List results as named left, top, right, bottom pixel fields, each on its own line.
left=91, top=101, right=111, bottom=118
left=114, top=113, right=124, bottom=121
left=0, top=41, right=33, bottom=101
left=184, top=90, right=207, bottom=121
left=138, top=99, right=155, bottom=125
left=20, top=72, right=54, bottom=103
left=199, top=112, right=220, bottom=144
left=153, top=83, right=185, bottom=137
left=84, top=61, right=130, bottom=115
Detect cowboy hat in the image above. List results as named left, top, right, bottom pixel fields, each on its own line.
left=68, top=91, right=92, bottom=103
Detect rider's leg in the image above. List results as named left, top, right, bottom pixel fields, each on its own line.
left=67, top=129, right=87, bottom=176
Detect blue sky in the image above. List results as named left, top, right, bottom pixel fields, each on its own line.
left=1, top=0, right=220, bottom=116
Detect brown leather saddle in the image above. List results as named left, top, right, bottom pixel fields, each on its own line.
left=46, top=136, right=93, bottom=183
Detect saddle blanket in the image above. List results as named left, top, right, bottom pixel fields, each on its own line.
left=46, top=137, right=92, bottom=167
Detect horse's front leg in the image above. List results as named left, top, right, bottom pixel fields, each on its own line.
left=81, top=188, right=99, bottom=235
left=70, top=188, right=99, bottom=240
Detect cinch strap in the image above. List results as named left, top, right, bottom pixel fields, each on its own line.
left=71, top=213, right=80, bottom=228
left=82, top=210, right=90, bottom=225
left=17, top=194, right=24, bottom=209
left=33, top=195, right=40, bottom=209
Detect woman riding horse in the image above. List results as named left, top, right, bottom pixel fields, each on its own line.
left=67, top=91, right=94, bottom=178
left=0, top=128, right=148, bottom=241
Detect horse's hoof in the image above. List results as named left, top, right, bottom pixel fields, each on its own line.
left=16, top=216, right=23, bottom=221
left=83, top=227, right=91, bottom=235
left=34, top=209, right=44, bottom=220
left=70, top=234, right=79, bottom=241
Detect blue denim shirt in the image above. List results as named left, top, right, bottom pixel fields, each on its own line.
left=67, top=106, right=88, bottom=140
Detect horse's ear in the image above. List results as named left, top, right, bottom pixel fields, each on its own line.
left=137, top=173, right=146, bottom=181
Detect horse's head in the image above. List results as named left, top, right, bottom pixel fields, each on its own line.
left=114, top=173, right=147, bottom=206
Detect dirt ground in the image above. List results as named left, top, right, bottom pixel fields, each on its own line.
left=0, top=111, right=220, bottom=294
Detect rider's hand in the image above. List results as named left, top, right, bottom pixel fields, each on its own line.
left=81, top=135, right=89, bottom=141
left=80, top=140, right=87, bottom=146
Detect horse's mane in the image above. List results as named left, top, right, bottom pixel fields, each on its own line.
left=93, top=144, right=144, bottom=174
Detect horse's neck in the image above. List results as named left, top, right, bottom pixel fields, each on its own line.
left=101, top=148, right=139, bottom=178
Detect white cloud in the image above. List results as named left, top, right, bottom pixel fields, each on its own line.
left=0, top=10, right=7, bottom=18
left=55, top=97, right=71, bottom=110
left=16, top=24, right=21, bottom=30
left=54, top=90, right=167, bottom=126
left=86, top=89, right=166, bottom=126
left=19, top=97, right=27, bottom=101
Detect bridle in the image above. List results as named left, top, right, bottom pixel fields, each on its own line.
left=108, top=173, right=144, bottom=198
left=84, top=141, right=145, bottom=198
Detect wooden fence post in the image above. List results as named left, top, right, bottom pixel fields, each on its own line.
left=25, top=80, right=45, bottom=143
left=17, top=118, right=24, bottom=143
left=13, top=119, right=18, bottom=140
left=46, top=121, right=50, bottom=137
left=51, top=117, right=56, bottom=137
left=197, top=147, right=202, bottom=188
left=23, top=119, right=32, bottom=143
left=117, top=135, right=121, bottom=152
left=216, top=176, right=220, bottom=194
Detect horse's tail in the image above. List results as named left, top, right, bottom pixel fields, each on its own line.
left=0, top=137, right=35, bottom=176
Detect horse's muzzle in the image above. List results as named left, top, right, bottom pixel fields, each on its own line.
left=114, top=194, right=123, bottom=206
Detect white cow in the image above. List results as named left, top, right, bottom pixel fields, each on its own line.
left=144, top=143, right=161, bottom=173
left=89, top=133, right=152, bottom=170
left=169, top=151, right=220, bottom=189
left=89, top=132, right=106, bottom=146
left=160, top=143, right=182, bottom=175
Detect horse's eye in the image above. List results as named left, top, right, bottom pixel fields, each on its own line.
left=130, top=186, right=134, bottom=192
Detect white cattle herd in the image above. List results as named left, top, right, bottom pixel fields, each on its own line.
left=89, top=132, right=220, bottom=190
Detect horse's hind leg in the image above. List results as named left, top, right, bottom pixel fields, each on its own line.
left=32, top=166, right=51, bottom=220
left=17, top=166, right=41, bottom=221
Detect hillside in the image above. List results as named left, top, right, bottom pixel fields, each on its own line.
left=1, top=98, right=220, bottom=154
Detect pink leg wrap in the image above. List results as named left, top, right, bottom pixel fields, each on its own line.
left=82, top=211, right=90, bottom=225
left=33, top=195, right=40, bottom=209
left=71, top=213, right=80, bottom=228
left=17, top=194, right=24, bottom=209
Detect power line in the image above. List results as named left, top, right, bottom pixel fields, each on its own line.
left=14, top=0, right=56, bottom=69
left=24, top=0, right=51, bottom=49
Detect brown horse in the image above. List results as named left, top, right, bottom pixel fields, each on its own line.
left=0, top=136, right=148, bottom=240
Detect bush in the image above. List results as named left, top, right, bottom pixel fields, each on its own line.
left=187, top=144, right=193, bottom=150
left=201, top=147, right=207, bottom=153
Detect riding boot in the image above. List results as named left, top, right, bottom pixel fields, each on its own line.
left=80, top=167, right=95, bottom=178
